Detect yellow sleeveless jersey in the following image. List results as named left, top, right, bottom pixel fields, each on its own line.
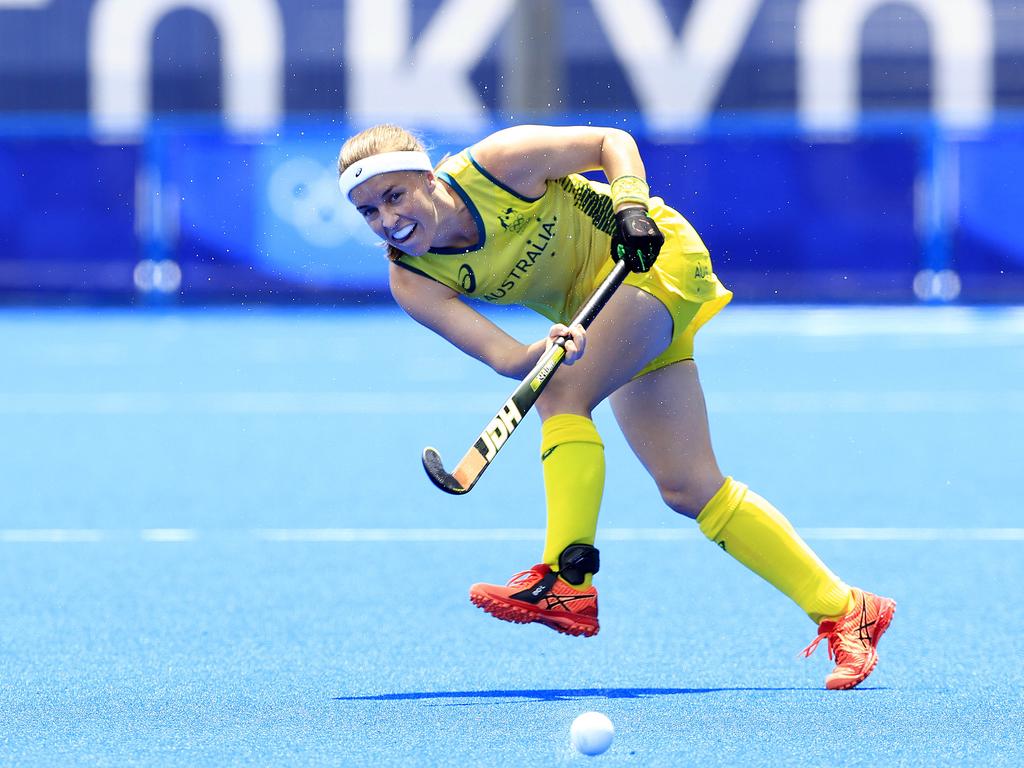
left=395, top=149, right=731, bottom=328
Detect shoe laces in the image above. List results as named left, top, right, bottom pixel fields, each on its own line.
left=801, top=614, right=869, bottom=664
left=800, top=621, right=837, bottom=660
left=506, top=565, right=548, bottom=587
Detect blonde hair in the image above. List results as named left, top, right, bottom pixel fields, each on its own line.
left=337, top=124, right=425, bottom=175
left=338, top=124, right=429, bottom=263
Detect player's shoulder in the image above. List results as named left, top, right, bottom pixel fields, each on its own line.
left=466, top=130, right=549, bottom=200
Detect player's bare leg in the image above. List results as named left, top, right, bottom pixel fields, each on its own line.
left=609, top=360, right=725, bottom=517
left=611, top=361, right=895, bottom=688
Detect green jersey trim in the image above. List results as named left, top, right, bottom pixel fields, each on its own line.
left=467, top=149, right=545, bottom=203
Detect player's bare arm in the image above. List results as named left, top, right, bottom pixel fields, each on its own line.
left=469, top=125, right=648, bottom=202
left=389, top=262, right=583, bottom=377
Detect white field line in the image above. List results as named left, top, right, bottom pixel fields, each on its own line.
left=253, top=527, right=1024, bottom=542
left=140, top=528, right=197, bottom=542
left=3, top=391, right=1024, bottom=414
left=254, top=528, right=546, bottom=542
left=1, top=528, right=1022, bottom=543
left=0, top=392, right=489, bottom=415
left=801, top=527, right=1024, bottom=541
left=0, top=529, right=105, bottom=543
left=708, top=391, right=1024, bottom=414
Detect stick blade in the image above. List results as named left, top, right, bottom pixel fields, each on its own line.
left=422, top=447, right=469, bottom=495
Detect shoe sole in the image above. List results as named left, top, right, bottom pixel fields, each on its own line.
left=469, top=591, right=599, bottom=637
left=827, top=598, right=897, bottom=691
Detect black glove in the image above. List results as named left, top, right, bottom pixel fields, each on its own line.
left=611, top=207, right=663, bottom=273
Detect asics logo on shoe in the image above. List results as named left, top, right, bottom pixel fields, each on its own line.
left=857, top=595, right=874, bottom=645
left=542, top=592, right=592, bottom=611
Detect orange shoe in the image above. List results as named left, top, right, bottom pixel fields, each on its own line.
left=469, top=564, right=599, bottom=637
left=802, top=588, right=897, bottom=690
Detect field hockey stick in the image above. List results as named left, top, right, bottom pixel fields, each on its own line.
left=422, top=259, right=631, bottom=495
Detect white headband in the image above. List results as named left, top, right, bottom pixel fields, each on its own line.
left=338, top=150, right=433, bottom=198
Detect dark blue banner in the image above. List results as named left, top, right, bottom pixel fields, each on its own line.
left=0, top=137, right=138, bottom=298
left=4, top=121, right=1020, bottom=304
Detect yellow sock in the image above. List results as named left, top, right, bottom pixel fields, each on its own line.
left=696, top=477, right=854, bottom=623
left=540, top=414, right=604, bottom=588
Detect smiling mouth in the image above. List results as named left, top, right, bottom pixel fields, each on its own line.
left=391, top=223, right=416, bottom=244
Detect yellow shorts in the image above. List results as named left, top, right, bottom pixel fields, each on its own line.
left=620, top=204, right=732, bottom=378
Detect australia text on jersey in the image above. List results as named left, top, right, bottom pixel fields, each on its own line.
left=483, top=216, right=558, bottom=301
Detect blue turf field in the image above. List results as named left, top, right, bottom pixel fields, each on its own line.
left=1, top=305, right=1022, bottom=767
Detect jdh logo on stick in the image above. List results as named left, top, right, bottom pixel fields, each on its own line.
left=477, top=399, right=523, bottom=462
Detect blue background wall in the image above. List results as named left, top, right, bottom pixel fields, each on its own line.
left=0, top=0, right=1022, bottom=304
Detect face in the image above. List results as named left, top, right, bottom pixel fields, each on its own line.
left=348, top=170, right=437, bottom=257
